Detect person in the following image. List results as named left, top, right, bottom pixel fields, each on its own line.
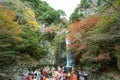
left=55, top=75, right=59, bottom=80
left=82, top=71, right=88, bottom=80
left=18, top=74, right=24, bottom=80
left=66, top=71, right=71, bottom=80
left=33, top=77, right=37, bottom=80
left=75, top=70, right=79, bottom=80
left=25, top=73, right=31, bottom=80
left=71, top=70, right=77, bottom=80
left=34, top=71, right=37, bottom=78
left=62, top=71, right=66, bottom=80
left=42, top=74, right=46, bottom=80
left=78, top=68, right=87, bottom=80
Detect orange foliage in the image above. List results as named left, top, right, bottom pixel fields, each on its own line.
left=67, top=17, right=100, bottom=57
left=67, top=35, right=77, bottom=43
left=68, top=44, right=81, bottom=50
left=94, top=53, right=111, bottom=61
left=0, top=5, right=15, bottom=21
left=45, top=27, right=55, bottom=33
left=68, top=17, right=100, bottom=34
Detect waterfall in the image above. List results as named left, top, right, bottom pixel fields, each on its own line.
left=66, top=37, right=70, bottom=67
left=65, top=37, right=75, bottom=68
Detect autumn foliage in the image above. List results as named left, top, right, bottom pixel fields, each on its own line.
left=45, top=27, right=55, bottom=33
left=68, top=10, right=120, bottom=71
left=68, top=17, right=100, bottom=33
left=67, top=17, right=100, bottom=58
left=94, top=53, right=111, bottom=61
left=0, top=4, right=23, bottom=61
left=0, top=5, right=22, bottom=42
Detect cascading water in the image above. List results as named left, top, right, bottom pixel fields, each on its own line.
left=65, top=37, right=75, bottom=69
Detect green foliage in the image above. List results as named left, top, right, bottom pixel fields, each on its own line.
left=0, top=6, right=22, bottom=52
left=20, top=0, right=65, bottom=25
left=113, top=0, right=120, bottom=7
left=0, top=5, right=23, bottom=69
left=52, top=31, right=66, bottom=65
left=79, top=15, right=120, bottom=70
left=42, top=10, right=60, bottom=24
left=0, top=0, right=39, bottom=29
left=0, top=1, right=68, bottom=78
left=80, top=0, right=90, bottom=8
left=0, top=0, right=50, bottom=61
left=42, top=32, right=56, bottom=42
left=88, top=16, right=120, bottom=42
left=69, top=12, right=82, bottom=22
left=57, top=10, right=66, bottom=17
left=0, top=0, right=27, bottom=25
left=18, top=26, right=48, bottom=60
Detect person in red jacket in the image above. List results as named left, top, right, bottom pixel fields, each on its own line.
left=42, top=74, right=46, bottom=80
left=25, top=73, right=31, bottom=80
left=71, top=70, right=77, bottom=80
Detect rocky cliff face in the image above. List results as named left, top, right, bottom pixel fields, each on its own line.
left=77, top=0, right=106, bottom=17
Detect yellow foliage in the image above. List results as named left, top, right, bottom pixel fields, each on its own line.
left=24, top=7, right=40, bottom=30
left=28, top=20, right=39, bottom=29
left=24, top=7, right=35, bottom=19
left=0, top=5, right=22, bottom=41
left=0, top=0, right=40, bottom=31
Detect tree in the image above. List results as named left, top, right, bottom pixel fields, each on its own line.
left=69, top=12, right=82, bottom=22
left=20, top=0, right=65, bottom=25
left=0, top=0, right=48, bottom=60
left=0, top=0, right=40, bottom=30
left=0, top=5, right=22, bottom=68
left=67, top=17, right=102, bottom=69
left=80, top=0, right=90, bottom=8
left=42, top=10, right=59, bottom=24
left=57, top=10, right=66, bottom=17
left=18, top=26, right=48, bottom=60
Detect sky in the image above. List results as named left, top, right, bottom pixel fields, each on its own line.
left=42, top=0, right=80, bottom=19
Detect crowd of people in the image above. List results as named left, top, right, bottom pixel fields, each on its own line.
left=17, top=66, right=88, bottom=80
